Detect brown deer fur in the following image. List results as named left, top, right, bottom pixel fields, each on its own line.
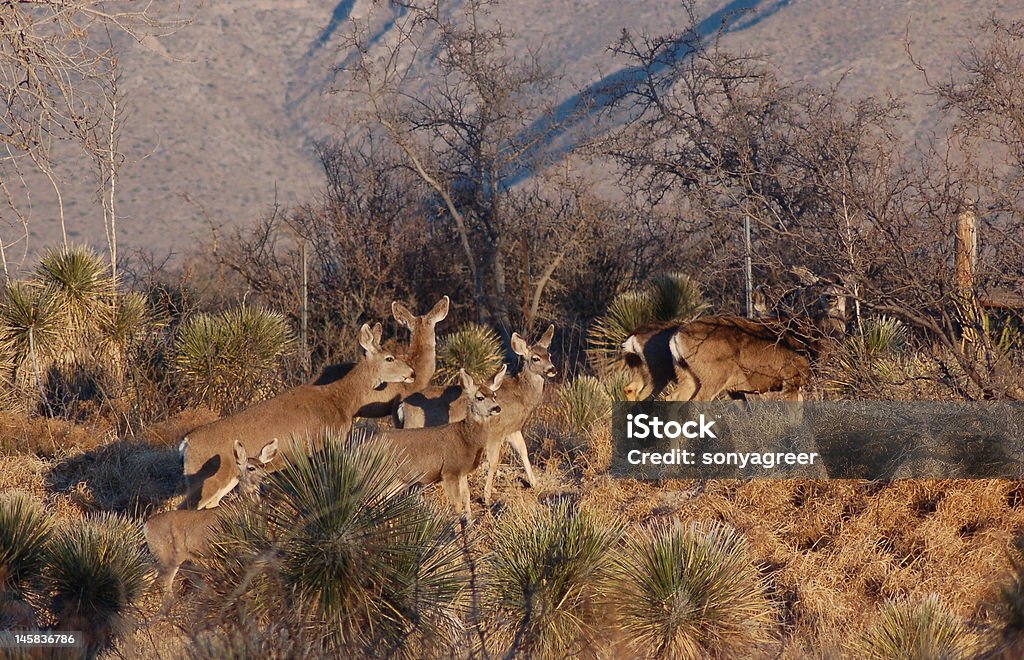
left=182, top=323, right=414, bottom=509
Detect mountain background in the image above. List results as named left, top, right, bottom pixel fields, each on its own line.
left=4, top=0, right=1022, bottom=268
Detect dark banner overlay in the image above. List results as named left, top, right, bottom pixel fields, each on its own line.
left=611, top=402, right=1024, bottom=480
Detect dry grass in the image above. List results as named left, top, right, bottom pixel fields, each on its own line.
left=0, top=386, right=1021, bottom=658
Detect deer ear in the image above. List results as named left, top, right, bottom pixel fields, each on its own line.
left=372, top=322, right=383, bottom=345
left=489, top=364, right=508, bottom=390
left=233, top=439, right=247, bottom=465
left=428, top=295, right=450, bottom=323
left=358, top=324, right=377, bottom=354
left=511, top=333, right=529, bottom=357
left=258, top=438, right=279, bottom=464
left=537, top=324, right=555, bottom=349
left=459, top=368, right=476, bottom=393
left=392, top=301, right=415, bottom=328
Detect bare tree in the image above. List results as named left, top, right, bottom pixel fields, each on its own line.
left=0, top=0, right=186, bottom=276
left=336, top=0, right=584, bottom=335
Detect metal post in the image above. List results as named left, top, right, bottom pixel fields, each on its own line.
left=744, top=215, right=753, bottom=317
left=301, top=240, right=309, bottom=375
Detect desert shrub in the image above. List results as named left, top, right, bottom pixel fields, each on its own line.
left=436, top=323, right=505, bottom=384
left=0, top=281, right=66, bottom=408
left=484, top=498, right=624, bottom=658
left=588, top=273, right=706, bottom=373
left=851, top=594, right=978, bottom=659
left=40, top=514, right=149, bottom=655
left=612, top=520, right=775, bottom=659
left=35, top=246, right=116, bottom=340
left=991, top=541, right=1024, bottom=655
left=203, top=432, right=464, bottom=658
left=173, top=305, right=293, bottom=413
left=827, top=316, right=912, bottom=397
left=0, top=491, right=53, bottom=598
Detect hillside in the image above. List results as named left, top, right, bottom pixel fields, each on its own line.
left=4, top=0, right=1022, bottom=268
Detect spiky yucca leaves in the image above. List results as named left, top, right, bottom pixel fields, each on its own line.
left=0, top=281, right=66, bottom=406
left=436, top=323, right=505, bottom=384
left=998, top=542, right=1024, bottom=644
left=612, top=521, right=774, bottom=659
left=485, top=499, right=624, bottom=658
left=588, top=273, right=707, bottom=373
left=852, top=594, right=978, bottom=660
left=205, top=433, right=464, bottom=658
left=41, top=514, right=148, bottom=654
left=173, top=305, right=293, bottom=412
left=649, top=272, right=709, bottom=323
left=35, top=246, right=116, bottom=343
left=828, top=316, right=910, bottom=397
left=558, top=375, right=612, bottom=439
left=0, top=491, right=53, bottom=598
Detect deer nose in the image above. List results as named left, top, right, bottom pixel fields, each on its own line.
left=493, top=405, right=502, bottom=414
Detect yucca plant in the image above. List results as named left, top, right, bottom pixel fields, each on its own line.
left=0, top=281, right=67, bottom=407
left=35, top=246, right=115, bottom=344
left=851, top=594, right=977, bottom=660
left=436, top=323, right=505, bottom=384
left=828, top=316, right=909, bottom=397
left=612, top=520, right=775, bottom=659
left=558, top=375, right=612, bottom=439
left=173, top=305, right=293, bottom=412
left=204, top=432, right=464, bottom=658
left=0, top=491, right=53, bottom=598
left=485, top=499, right=624, bottom=658
left=41, top=514, right=148, bottom=654
left=588, top=273, right=707, bottom=373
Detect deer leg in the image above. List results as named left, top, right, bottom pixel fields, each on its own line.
left=158, top=565, right=179, bottom=612
left=482, top=438, right=504, bottom=506
left=506, top=431, right=538, bottom=489
left=441, top=477, right=462, bottom=516
left=459, top=473, right=473, bottom=522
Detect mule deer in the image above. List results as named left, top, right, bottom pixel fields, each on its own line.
left=379, top=367, right=505, bottom=520
left=313, top=296, right=449, bottom=418
left=398, top=324, right=557, bottom=505
left=622, top=316, right=810, bottom=401
left=182, top=323, right=414, bottom=509
left=146, top=439, right=278, bottom=609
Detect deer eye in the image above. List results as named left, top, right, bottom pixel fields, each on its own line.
left=385, top=356, right=395, bottom=362
left=476, top=394, right=484, bottom=401
left=532, top=356, right=540, bottom=362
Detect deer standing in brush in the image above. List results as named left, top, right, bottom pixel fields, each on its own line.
left=312, top=296, right=449, bottom=418
left=621, top=316, right=811, bottom=401
left=146, top=439, right=278, bottom=609
left=182, top=323, right=414, bottom=509
left=398, top=324, right=557, bottom=505
left=378, top=367, right=506, bottom=520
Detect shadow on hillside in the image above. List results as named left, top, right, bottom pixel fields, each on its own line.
left=45, top=440, right=184, bottom=516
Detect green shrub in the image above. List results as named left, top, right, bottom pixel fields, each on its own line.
left=203, top=431, right=464, bottom=658
left=436, top=323, right=505, bottom=384
left=485, top=499, right=623, bottom=658
left=173, top=305, right=293, bottom=412
left=852, top=594, right=977, bottom=660
left=0, top=491, right=53, bottom=598
left=612, top=520, right=774, bottom=659
left=41, top=514, right=148, bottom=654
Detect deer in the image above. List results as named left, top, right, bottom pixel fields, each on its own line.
left=621, top=316, right=811, bottom=401
left=397, top=324, right=557, bottom=505
left=146, top=438, right=278, bottom=610
left=312, top=296, right=449, bottom=418
left=182, top=323, right=414, bottom=510
left=377, top=366, right=506, bottom=520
